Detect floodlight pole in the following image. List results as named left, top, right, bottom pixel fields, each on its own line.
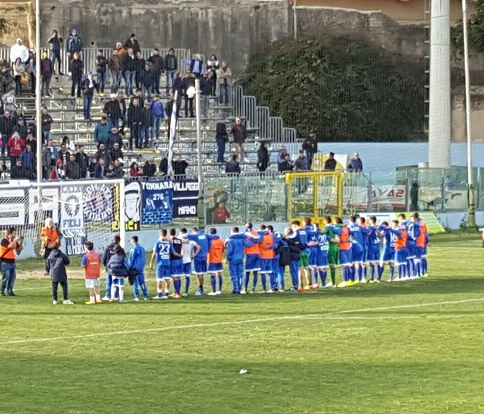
left=35, top=0, right=42, bottom=185
left=462, top=0, right=476, bottom=228
left=195, top=79, right=204, bottom=230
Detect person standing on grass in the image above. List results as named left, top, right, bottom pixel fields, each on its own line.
left=46, top=241, right=73, bottom=305
left=207, top=228, right=224, bottom=296
left=178, top=228, right=201, bottom=298
left=187, top=228, right=210, bottom=297
left=226, top=227, right=245, bottom=294
left=0, top=227, right=23, bottom=297
left=102, top=235, right=124, bottom=301
left=81, top=241, right=102, bottom=305
left=378, top=221, right=396, bottom=282
left=107, top=244, right=129, bottom=303
left=128, top=235, right=149, bottom=301
left=150, top=229, right=174, bottom=300
left=169, top=228, right=184, bottom=299
left=41, top=218, right=60, bottom=276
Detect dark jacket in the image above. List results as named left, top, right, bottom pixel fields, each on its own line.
left=141, top=108, right=153, bottom=128
left=47, top=35, right=62, bottom=52
left=279, top=159, right=293, bottom=172
left=159, top=157, right=168, bottom=176
left=81, top=78, right=99, bottom=96
left=104, top=100, right=123, bottom=120
left=148, top=54, right=165, bottom=73
left=94, top=163, right=106, bottom=179
left=143, top=163, right=156, bottom=177
left=76, top=152, right=89, bottom=175
left=200, top=77, right=212, bottom=96
left=225, top=159, right=241, bottom=174
left=302, top=138, right=318, bottom=154
left=173, top=77, right=183, bottom=96
left=40, top=58, right=54, bottom=77
left=134, top=57, right=145, bottom=75
left=96, top=56, right=108, bottom=73
left=107, top=133, right=123, bottom=151
left=172, top=160, right=188, bottom=176
left=139, top=69, right=156, bottom=88
left=65, top=160, right=81, bottom=180
left=108, top=54, right=122, bottom=72
left=216, top=122, right=228, bottom=141
left=257, top=146, right=270, bottom=172
left=286, top=234, right=302, bottom=262
left=231, top=124, right=247, bottom=144
left=123, top=55, right=136, bottom=72
left=106, top=165, right=124, bottom=179
left=165, top=54, right=178, bottom=71
left=324, top=158, right=337, bottom=171
left=94, top=149, right=111, bottom=165
left=66, top=35, right=83, bottom=54
left=0, top=116, right=15, bottom=138
left=41, top=113, right=53, bottom=132
left=46, top=249, right=70, bottom=282
left=128, top=105, right=144, bottom=126
left=107, top=251, right=128, bottom=277
left=69, top=58, right=84, bottom=78
left=182, top=75, right=196, bottom=96
left=347, top=157, right=363, bottom=172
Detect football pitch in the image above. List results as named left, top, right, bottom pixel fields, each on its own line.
left=1, top=231, right=484, bottom=414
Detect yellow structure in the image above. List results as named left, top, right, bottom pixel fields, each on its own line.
left=285, top=171, right=344, bottom=225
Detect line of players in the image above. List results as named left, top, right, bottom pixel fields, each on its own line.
left=147, top=212, right=429, bottom=297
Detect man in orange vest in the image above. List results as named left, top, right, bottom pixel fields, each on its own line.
left=41, top=217, right=60, bottom=275
left=0, top=227, right=23, bottom=296
left=81, top=241, right=102, bottom=305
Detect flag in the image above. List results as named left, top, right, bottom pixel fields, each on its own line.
left=167, top=91, right=178, bottom=177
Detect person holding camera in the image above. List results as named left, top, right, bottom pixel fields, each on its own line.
left=41, top=218, right=60, bottom=275
left=0, top=227, right=23, bottom=296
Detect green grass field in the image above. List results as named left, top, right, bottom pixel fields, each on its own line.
left=1, top=231, right=484, bottom=414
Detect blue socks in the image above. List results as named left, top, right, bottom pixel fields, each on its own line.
left=174, top=279, right=181, bottom=295
left=211, top=276, right=216, bottom=293
left=261, top=274, right=267, bottom=291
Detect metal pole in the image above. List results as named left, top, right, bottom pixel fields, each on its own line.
left=293, top=0, right=298, bottom=40
left=195, top=79, right=204, bottom=229
left=35, top=0, right=42, bottom=184
left=462, top=0, right=476, bottom=227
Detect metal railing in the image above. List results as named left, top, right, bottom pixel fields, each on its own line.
left=232, top=85, right=297, bottom=143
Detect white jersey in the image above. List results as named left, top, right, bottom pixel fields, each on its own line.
left=179, top=236, right=197, bottom=264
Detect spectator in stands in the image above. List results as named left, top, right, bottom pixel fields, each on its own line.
left=215, top=118, right=228, bottom=163
left=172, top=72, right=184, bottom=108
left=81, top=71, right=99, bottom=120
left=0, top=109, right=14, bottom=157
left=10, top=39, right=29, bottom=66
left=148, top=48, right=165, bottom=95
left=7, top=132, right=24, bottom=167
left=69, top=52, right=84, bottom=98
left=65, top=154, right=81, bottom=180
left=20, top=144, right=35, bottom=178
left=40, top=107, right=53, bottom=144
left=50, top=158, right=65, bottom=180
left=3, top=88, right=16, bottom=113
left=257, top=142, right=270, bottom=173
left=0, top=94, right=3, bottom=116
left=140, top=63, right=155, bottom=100
left=293, top=150, right=309, bottom=171
left=231, top=117, right=247, bottom=162
left=109, top=142, right=123, bottom=162
left=107, top=126, right=123, bottom=152
left=87, top=157, right=97, bottom=178
left=123, top=48, right=136, bottom=97
left=10, top=158, right=26, bottom=179
left=95, top=142, right=110, bottom=166
left=207, top=55, right=219, bottom=96
left=134, top=51, right=146, bottom=91
left=103, top=93, right=122, bottom=129
left=143, top=159, right=156, bottom=177
left=159, top=154, right=168, bottom=177
left=130, top=88, right=144, bottom=108
left=279, top=153, right=293, bottom=172
left=324, top=152, right=337, bottom=171
left=28, top=50, right=36, bottom=94
left=217, top=62, right=232, bottom=106
left=40, top=51, right=54, bottom=97
left=12, top=58, right=26, bottom=96
left=25, top=127, right=36, bottom=157
left=94, top=157, right=106, bottom=179
left=59, top=136, right=72, bottom=153
left=129, top=161, right=143, bottom=177
left=150, top=95, right=165, bottom=140
left=95, top=50, right=108, bottom=95
left=12, top=107, right=26, bottom=125
left=124, top=34, right=140, bottom=55
left=182, top=70, right=196, bottom=118
left=13, top=118, right=27, bottom=140
left=65, top=28, right=83, bottom=61
left=141, top=101, right=153, bottom=148
left=46, top=139, right=57, bottom=168
left=127, top=98, right=143, bottom=149
left=277, top=147, right=288, bottom=172
left=302, top=131, right=318, bottom=169
left=41, top=144, right=52, bottom=180
left=189, top=54, right=205, bottom=78
left=225, top=154, right=241, bottom=175
left=106, top=158, right=124, bottom=179
left=47, top=29, right=63, bottom=76
left=76, top=145, right=89, bottom=178
left=164, top=48, right=178, bottom=97
left=94, top=116, right=111, bottom=146
left=200, top=71, right=212, bottom=119
left=347, top=152, right=363, bottom=173
left=410, top=178, right=419, bottom=211
left=172, top=155, right=188, bottom=179
left=108, top=49, right=122, bottom=94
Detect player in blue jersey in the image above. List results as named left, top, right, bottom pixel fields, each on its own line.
left=243, top=223, right=262, bottom=294
left=378, top=221, right=397, bottom=282
left=178, top=228, right=200, bottom=297
left=349, top=216, right=366, bottom=283
left=406, top=214, right=421, bottom=278
left=305, top=218, right=320, bottom=289
left=397, top=213, right=410, bottom=280
left=188, top=228, right=209, bottom=296
left=365, top=216, right=382, bottom=283
left=150, top=229, right=175, bottom=299
left=292, top=220, right=310, bottom=290
left=169, top=228, right=184, bottom=298
left=268, top=225, right=284, bottom=291
left=357, top=217, right=371, bottom=282
left=315, top=230, right=330, bottom=286
left=226, top=228, right=254, bottom=293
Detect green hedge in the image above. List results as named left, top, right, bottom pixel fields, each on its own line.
left=239, top=37, right=426, bottom=142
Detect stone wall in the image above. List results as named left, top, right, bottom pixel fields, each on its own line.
left=0, top=2, right=32, bottom=49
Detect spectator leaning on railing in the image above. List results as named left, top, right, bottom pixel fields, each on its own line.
left=347, top=152, right=363, bottom=173
left=293, top=150, right=309, bottom=172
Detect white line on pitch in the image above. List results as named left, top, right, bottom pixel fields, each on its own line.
left=1, top=297, right=484, bottom=346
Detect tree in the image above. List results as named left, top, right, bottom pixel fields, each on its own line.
left=452, top=0, right=484, bottom=55
left=239, top=37, right=426, bottom=142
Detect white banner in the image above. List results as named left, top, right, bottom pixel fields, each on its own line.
left=60, top=187, right=84, bottom=233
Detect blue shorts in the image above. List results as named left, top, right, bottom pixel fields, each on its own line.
left=156, top=265, right=171, bottom=280
left=170, top=259, right=183, bottom=277
left=260, top=258, right=273, bottom=274
left=245, top=254, right=260, bottom=272
left=395, top=249, right=407, bottom=266
left=415, top=246, right=425, bottom=260
left=112, top=277, right=125, bottom=286
left=309, top=248, right=319, bottom=267
left=367, top=245, right=380, bottom=262
left=193, top=260, right=207, bottom=275
left=380, top=248, right=395, bottom=264
left=182, top=262, right=192, bottom=277
left=339, top=249, right=352, bottom=266
left=316, top=254, right=329, bottom=268
left=406, top=245, right=416, bottom=259
left=352, top=246, right=364, bottom=263
left=208, top=263, right=223, bottom=274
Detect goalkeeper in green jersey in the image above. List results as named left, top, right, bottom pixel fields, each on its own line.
left=323, top=216, right=340, bottom=287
